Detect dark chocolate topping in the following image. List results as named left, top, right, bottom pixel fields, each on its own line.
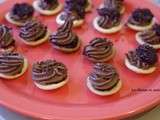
left=10, top=3, right=34, bottom=22
left=136, top=45, right=157, bottom=64
left=39, top=0, right=59, bottom=10
left=138, top=24, right=160, bottom=45
left=97, top=8, right=121, bottom=28
left=60, top=0, right=85, bottom=20
left=19, top=20, right=47, bottom=42
left=50, top=18, right=79, bottom=48
left=32, top=60, right=67, bottom=85
left=83, top=38, right=114, bottom=61
left=0, top=25, right=15, bottom=49
left=126, top=45, right=158, bottom=69
left=88, top=63, right=120, bottom=91
left=103, top=0, right=124, bottom=12
left=152, top=24, right=160, bottom=36
left=0, top=52, right=24, bottom=76
left=128, top=8, right=154, bottom=26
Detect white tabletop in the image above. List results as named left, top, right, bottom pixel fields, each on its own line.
left=0, top=0, right=160, bottom=120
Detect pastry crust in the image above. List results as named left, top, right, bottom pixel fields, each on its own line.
left=52, top=39, right=81, bottom=53
left=136, top=32, right=160, bottom=49
left=34, top=77, right=69, bottom=90
left=87, top=78, right=122, bottom=96
left=5, top=12, right=26, bottom=26
left=127, top=18, right=155, bottom=31
left=33, top=0, right=63, bottom=16
left=56, top=12, right=84, bottom=27
left=93, top=17, right=123, bottom=34
left=0, top=58, right=28, bottom=79
left=85, top=0, right=92, bottom=12
left=125, top=58, right=156, bottom=74
left=20, top=30, right=50, bottom=46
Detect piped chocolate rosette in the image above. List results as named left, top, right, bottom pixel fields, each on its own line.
left=100, top=0, right=125, bottom=14
left=33, top=0, right=63, bottom=15
left=87, top=63, right=122, bottom=96
left=125, top=45, right=158, bottom=74
left=50, top=18, right=81, bottom=53
left=93, top=7, right=123, bottom=34
left=19, top=20, right=50, bottom=46
left=5, top=3, right=34, bottom=26
left=127, top=8, right=155, bottom=31
left=56, top=0, right=85, bottom=27
left=83, top=38, right=115, bottom=62
left=136, top=24, right=160, bottom=49
left=0, top=52, right=28, bottom=79
left=0, top=25, right=15, bottom=53
left=77, top=0, right=92, bottom=12
left=32, top=60, right=68, bottom=90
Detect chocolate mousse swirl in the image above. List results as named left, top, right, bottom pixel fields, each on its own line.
left=126, top=45, right=158, bottom=69
left=60, top=0, right=85, bottom=20
left=32, top=60, right=68, bottom=85
left=0, top=52, right=24, bottom=76
left=88, top=63, right=120, bottom=91
left=19, top=20, right=47, bottom=42
left=39, top=0, right=59, bottom=10
left=83, top=38, right=114, bottom=61
left=128, top=8, right=154, bottom=26
left=0, top=25, right=15, bottom=50
left=50, top=18, right=78, bottom=48
left=10, top=3, right=34, bottom=22
left=103, top=0, right=124, bottom=12
left=138, top=24, right=160, bottom=45
left=97, top=8, right=121, bottom=29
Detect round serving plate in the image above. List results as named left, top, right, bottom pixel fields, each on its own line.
left=0, top=0, right=160, bottom=120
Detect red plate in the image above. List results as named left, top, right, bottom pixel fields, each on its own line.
left=0, top=0, right=160, bottom=120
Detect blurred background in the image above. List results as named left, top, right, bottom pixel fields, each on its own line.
left=0, top=0, right=160, bottom=120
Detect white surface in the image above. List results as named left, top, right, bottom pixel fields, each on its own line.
left=0, top=0, right=160, bottom=120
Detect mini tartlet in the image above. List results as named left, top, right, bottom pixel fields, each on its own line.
left=0, top=25, right=15, bottom=53
left=100, top=0, right=125, bottom=14
left=19, top=20, right=50, bottom=46
left=93, top=7, right=123, bottom=34
left=5, top=3, right=34, bottom=26
left=127, top=8, right=155, bottom=31
left=0, top=52, right=28, bottom=79
left=56, top=0, right=85, bottom=27
left=50, top=18, right=81, bottom=53
left=83, top=37, right=116, bottom=62
left=136, top=24, right=160, bottom=49
left=32, top=60, right=68, bottom=90
left=125, top=45, right=158, bottom=74
left=33, top=0, right=63, bottom=16
left=87, top=63, right=122, bottom=96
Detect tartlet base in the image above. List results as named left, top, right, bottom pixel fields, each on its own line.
left=52, top=39, right=81, bottom=53
left=34, top=77, right=69, bottom=90
left=5, top=12, right=26, bottom=26
left=125, top=58, right=156, bottom=74
left=20, top=30, right=50, bottom=46
left=87, top=78, right=122, bottom=96
left=85, top=0, right=92, bottom=12
left=0, top=58, right=28, bottom=79
left=93, top=17, right=123, bottom=34
left=33, top=0, right=63, bottom=16
left=136, top=32, right=160, bottom=49
left=127, top=18, right=155, bottom=31
left=56, top=12, right=84, bottom=27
